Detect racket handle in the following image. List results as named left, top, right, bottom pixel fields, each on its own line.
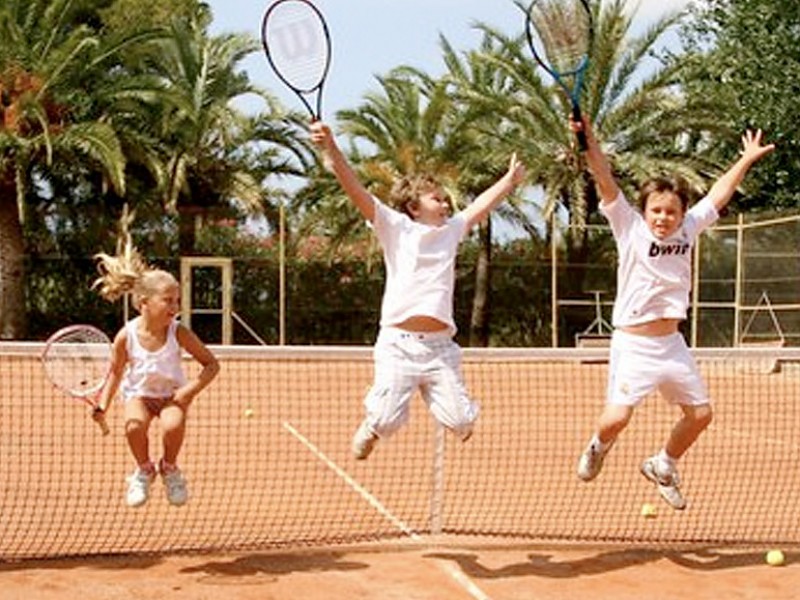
left=572, top=104, right=588, bottom=152
left=97, top=416, right=110, bottom=436
left=92, top=407, right=110, bottom=436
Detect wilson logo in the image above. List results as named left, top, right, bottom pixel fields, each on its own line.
left=648, top=241, right=689, bottom=257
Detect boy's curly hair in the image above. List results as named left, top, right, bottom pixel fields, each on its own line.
left=388, top=173, right=451, bottom=219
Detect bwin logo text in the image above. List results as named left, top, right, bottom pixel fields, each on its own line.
left=648, top=241, right=689, bottom=257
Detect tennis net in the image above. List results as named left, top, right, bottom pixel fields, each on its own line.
left=1, top=343, right=799, bottom=559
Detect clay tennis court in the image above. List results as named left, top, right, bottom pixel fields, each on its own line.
left=1, top=345, right=799, bottom=598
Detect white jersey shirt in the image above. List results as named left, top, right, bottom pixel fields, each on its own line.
left=121, top=316, right=187, bottom=401
left=601, top=192, right=719, bottom=328
left=371, top=197, right=468, bottom=336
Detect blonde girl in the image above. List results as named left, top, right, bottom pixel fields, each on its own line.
left=93, top=244, right=219, bottom=507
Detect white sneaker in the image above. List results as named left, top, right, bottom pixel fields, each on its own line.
left=352, top=420, right=378, bottom=460
left=640, top=456, right=687, bottom=510
left=577, top=438, right=614, bottom=482
left=126, top=468, right=155, bottom=508
left=161, top=466, right=189, bottom=506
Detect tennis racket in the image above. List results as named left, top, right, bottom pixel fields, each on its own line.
left=525, top=0, right=593, bottom=150
left=41, top=324, right=112, bottom=435
left=261, top=0, right=332, bottom=120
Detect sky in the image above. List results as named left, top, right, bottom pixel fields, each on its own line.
left=206, top=0, right=692, bottom=118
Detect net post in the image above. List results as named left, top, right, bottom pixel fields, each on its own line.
left=428, top=422, right=446, bottom=536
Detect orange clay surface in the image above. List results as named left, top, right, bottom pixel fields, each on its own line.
left=2, top=351, right=800, bottom=598
left=2, top=543, right=799, bottom=600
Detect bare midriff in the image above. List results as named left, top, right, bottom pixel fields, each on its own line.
left=395, top=315, right=449, bottom=333
left=620, top=318, right=681, bottom=337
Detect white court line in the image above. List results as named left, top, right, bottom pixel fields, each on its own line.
left=282, top=421, right=419, bottom=538
left=282, top=421, right=493, bottom=600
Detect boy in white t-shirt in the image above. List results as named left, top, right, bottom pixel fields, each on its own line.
left=572, top=117, right=774, bottom=509
left=311, top=121, right=526, bottom=459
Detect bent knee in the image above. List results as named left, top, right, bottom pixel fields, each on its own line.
left=687, top=403, right=713, bottom=428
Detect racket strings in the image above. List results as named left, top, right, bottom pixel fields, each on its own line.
left=43, top=329, right=111, bottom=396
left=263, top=1, right=329, bottom=93
left=529, top=0, right=591, bottom=74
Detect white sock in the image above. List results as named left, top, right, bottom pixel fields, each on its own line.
left=657, top=449, right=676, bottom=473
left=591, top=434, right=610, bottom=453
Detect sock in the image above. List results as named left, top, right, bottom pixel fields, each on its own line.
left=657, top=449, right=676, bottom=473
left=591, top=434, right=610, bottom=453
left=138, top=460, right=156, bottom=476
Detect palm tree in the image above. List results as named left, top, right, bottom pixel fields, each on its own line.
left=475, top=0, right=727, bottom=336
left=128, top=11, right=265, bottom=254
left=297, top=24, right=555, bottom=346
left=0, top=0, right=150, bottom=338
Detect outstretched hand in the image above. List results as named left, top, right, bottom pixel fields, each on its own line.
left=506, top=152, right=527, bottom=187
left=309, top=120, right=337, bottom=171
left=740, top=129, right=775, bottom=165
left=309, top=120, right=334, bottom=150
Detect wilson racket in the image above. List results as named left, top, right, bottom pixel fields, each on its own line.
left=525, top=0, right=593, bottom=150
left=261, top=0, right=332, bottom=120
left=42, top=324, right=112, bottom=435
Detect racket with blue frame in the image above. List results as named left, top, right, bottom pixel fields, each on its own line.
left=525, top=0, right=593, bottom=150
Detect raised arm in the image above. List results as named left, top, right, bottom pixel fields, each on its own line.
left=310, top=121, right=375, bottom=222
left=462, top=153, right=527, bottom=230
left=571, top=117, right=620, bottom=204
left=704, top=129, right=775, bottom=212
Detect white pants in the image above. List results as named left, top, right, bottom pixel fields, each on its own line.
left=607, top=329, right=710, bottom=407
left=362, top=327, right=479, bottom=439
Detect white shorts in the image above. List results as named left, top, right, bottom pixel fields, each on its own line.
left=362, top=327, right=479, bottom=439
left=606, top=329, right=709, bottom=407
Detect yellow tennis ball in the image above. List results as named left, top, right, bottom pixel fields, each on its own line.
left=766, top=550, right=785, bottom=566
left=244, top=408, right=254, bottom=418
left=641, top=502, right=657, bottom=518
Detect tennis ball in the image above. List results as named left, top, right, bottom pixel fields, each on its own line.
left=640, top=502, right=657, bottom=518
left=244, top=408, right=254, bottom=418
left=766, top=550, right=785, bottom=566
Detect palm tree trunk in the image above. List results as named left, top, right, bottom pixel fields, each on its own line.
left=469, top=217, right=491, bottom=347
left=0, top=182, right=27, bottom=339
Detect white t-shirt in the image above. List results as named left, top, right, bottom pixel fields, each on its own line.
left=601, top=192, right=719, bottom=327
left=121, top=316, right=187, bottom=400
left=371, top=197, right=468, bottom=336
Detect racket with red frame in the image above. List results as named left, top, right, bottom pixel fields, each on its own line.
left=42, top=324, right=112, bottom=435
left=261, top=0, right=332, bottom=120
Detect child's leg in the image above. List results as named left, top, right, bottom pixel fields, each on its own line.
left=352, top=332, right=418, bottom=459
left=124, top=398, right=156, bottom=507
left=157, top=401, right=190, bottom=506
left=596, top=403, right=634, bottom=444
left=124, top=397, right=155, bottom=470
left=159, top=401, right=188, bottom=467
left=420, top=339, right=478, bottom=441
left=577, top=404, right=633, bottom=482
left=664, top=403, right=713, bottom=460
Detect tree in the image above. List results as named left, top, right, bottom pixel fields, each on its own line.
left=476, top=0, right=728, bottom=336
left=0, top=0, right=140, bottom=338
left=678, top=0, right=800, bottom=209
left=130, top=9, right=265, bottom=254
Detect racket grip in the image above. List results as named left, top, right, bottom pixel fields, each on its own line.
left=572, top=105, right=588, bottom=152
left=92, top=407, right=110, bottom=436
left=575, top=129, right=588, bottom=152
